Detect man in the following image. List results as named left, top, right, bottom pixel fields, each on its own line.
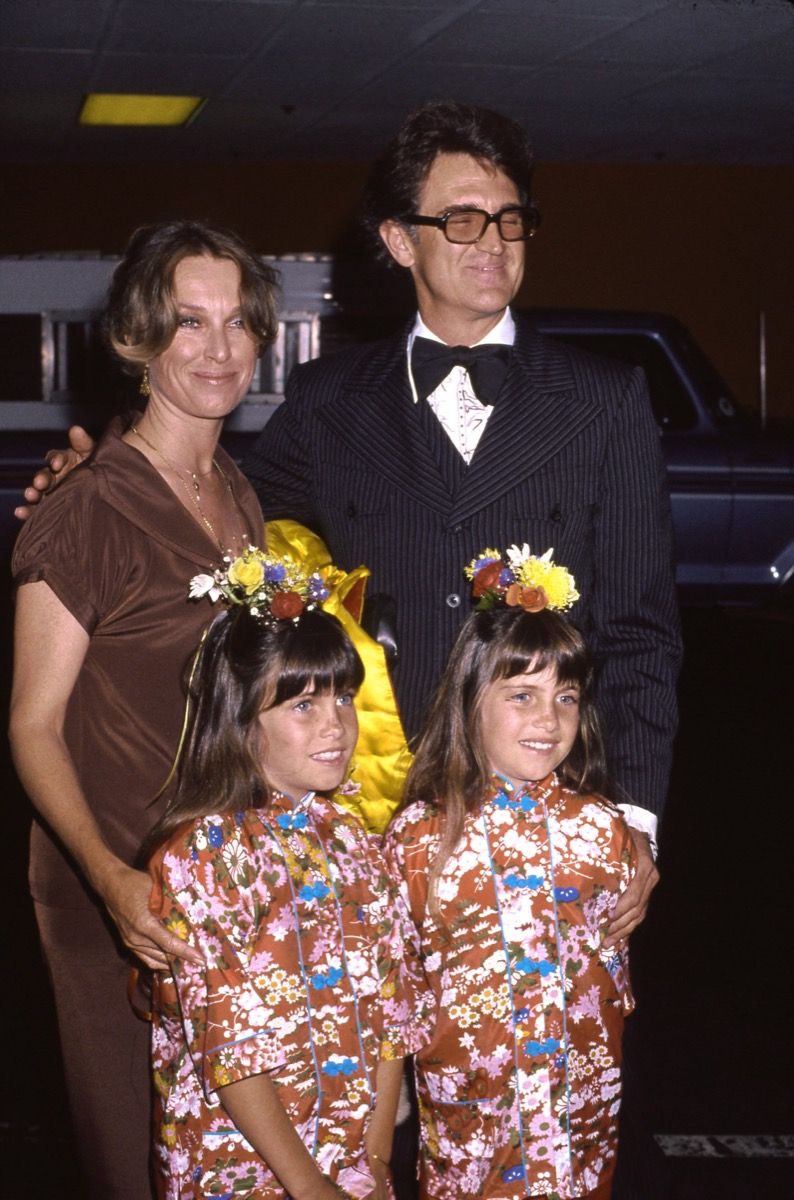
left=244, top=101, right=680, bottom=905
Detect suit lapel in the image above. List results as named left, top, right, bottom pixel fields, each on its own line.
left=450, top=321, right=602, bottom=523
left=317, top=328, right=454, bottom=515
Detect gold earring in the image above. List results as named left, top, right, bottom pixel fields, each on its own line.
left=139, top=364, right=151, bottom=397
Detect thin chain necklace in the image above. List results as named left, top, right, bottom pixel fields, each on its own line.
left=130, top=423, right=246, bottom=552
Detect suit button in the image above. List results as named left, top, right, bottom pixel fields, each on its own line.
left=446, top=593, right=461, bottom=608
left=452, top=524, right=462, bottom=534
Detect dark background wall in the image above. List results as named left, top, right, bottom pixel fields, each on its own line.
left=3, top=159, right=794, bottom=425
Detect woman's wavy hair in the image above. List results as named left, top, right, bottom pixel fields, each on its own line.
left=401, top=605, right=609, bottom=916
left=361, top=98, right=535, bottom=263
left=140, top=606, right=363, bottom=863
left=105, top=218, right=279, bottom=376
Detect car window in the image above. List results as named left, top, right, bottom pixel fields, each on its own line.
left=542, top=332, right=697, bottom=432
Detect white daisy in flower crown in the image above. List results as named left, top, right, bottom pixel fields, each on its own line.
left=464, top=544, right=579, bottom=613
left=189, top=545, right=330, bottom=623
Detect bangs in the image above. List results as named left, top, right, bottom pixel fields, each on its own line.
left=266, top=612, right=365, bottom=708
left=486, top=609, right=590, bottom=688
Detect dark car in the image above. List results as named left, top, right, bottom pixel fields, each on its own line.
left=524, top=309, right=794, bottom=601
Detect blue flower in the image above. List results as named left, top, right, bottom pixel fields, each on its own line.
left=492, top=791, right=536, bottom=813
left=191, top=848, right=199, bottom=862
left=207, top=824, right=224, bottom=848
left=308, top=575, right=329, bottom=600
left=277, top=812, right=309, bottom=831
left=554, top=886, right=580, bottom=902
left=513, top=1007, right=530, bottom=1023
left=515, top=957, right=556, bottom=977
left=473, top=554, right=500, bottom=573
left=299, top=880, right=331, bottom=902
left=311, top=966, right=345, bottom=990
left=322, top=1056, right=357, bottom=1077
left=504, top=873, right=544, bottom=890
left=526, top=1037, right=561, bottom=1057
left=234, top=811, right=245, bottom=825
left=499, top=567, right=515, bottom=587
left=501, top=1165, right=525, bottom=1183
left=264, top=563, right=286, bottom=583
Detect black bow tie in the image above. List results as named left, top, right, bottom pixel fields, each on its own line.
left=411, top=337, right=511, bottom=406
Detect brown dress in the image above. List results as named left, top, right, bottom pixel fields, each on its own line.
left=12, top=426, right=264, bottom=1200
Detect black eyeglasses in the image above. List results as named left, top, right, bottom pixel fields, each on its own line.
left=404, top=204, right=540, bottom=244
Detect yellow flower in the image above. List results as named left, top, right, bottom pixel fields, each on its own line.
left=227, top=551, right=265, bottom=595
left=166, top=915, right=190, bottom=942
left=160, top=1121, right=177, bottom=1148
left=515, top=556, right=579, bottom=611
left=380, top=1039, right=397, bottom=1060
left=380, top=979, right=396, bottom=999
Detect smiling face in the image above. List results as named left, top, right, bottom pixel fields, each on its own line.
left=257, top=685, right=358, bottom=800
left=379, top=151, right=526, bottom=345
left=478, top=663, right=581, bottom=789
left=147, top=254, right=258, bottom=424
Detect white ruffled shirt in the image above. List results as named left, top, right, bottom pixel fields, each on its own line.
left=407, top=310, right=514, bottom=465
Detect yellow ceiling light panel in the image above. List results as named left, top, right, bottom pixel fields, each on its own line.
left=79, top=94, right=204, bottom=127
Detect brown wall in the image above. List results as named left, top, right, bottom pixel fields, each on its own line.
left=3, top=160, right=793, bottom=420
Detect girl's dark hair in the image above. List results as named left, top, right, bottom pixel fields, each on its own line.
left=140, top=606, right=363, bottom=862
left=105, top=218, right=280, bottom=375
left=402, top=606, right=608, bottom=913
left=361, top=99, right=535, bottom=262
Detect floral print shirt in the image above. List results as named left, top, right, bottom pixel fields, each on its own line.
left=149, top=791, right=431, bottom=1199
left=383, top=773, right=636, bottom=1199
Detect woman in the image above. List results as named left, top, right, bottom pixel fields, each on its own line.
left=9, top=219, right=278, bottom=1200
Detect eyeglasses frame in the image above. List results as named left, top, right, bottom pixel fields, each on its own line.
left=403, top=203, right=541, bottom=244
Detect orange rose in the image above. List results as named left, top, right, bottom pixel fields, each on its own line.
left=472, top=561, right=503, bottom=597
left=271, top=591, right=304, bottom=619
left=505, top=584, right=548, bottom=612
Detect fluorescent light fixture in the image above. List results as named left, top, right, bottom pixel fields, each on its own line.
left=79, top=93, right=204, bottom=127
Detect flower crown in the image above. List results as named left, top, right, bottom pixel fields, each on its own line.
left=189, top=545, right=329, bottom=624
left=464, top=544, right=579, bottom=613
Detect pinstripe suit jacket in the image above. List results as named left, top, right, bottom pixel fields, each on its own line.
left=243, top=315, right=681, bottom=819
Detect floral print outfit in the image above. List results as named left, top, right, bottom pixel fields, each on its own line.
left=149, top=791, right=431, bottom=1199
left=383, top=772, right=636, bottom=1199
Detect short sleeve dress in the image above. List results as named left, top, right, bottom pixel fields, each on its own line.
left=149, top=792, right=433, bottom=1200
left=383, top=772, right=637, bottom=1199
left=12, top=426, right=264, bottom=906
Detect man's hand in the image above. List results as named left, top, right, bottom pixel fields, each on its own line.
left=98, top=861, right=204, bottom=972
left=603, top=827, right=659, bottom=947
left=15, top=425, right=95, bottom=520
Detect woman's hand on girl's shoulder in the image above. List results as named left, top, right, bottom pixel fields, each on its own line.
left=98, top=860, right=204, bottom=971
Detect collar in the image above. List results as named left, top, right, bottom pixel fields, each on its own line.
left=406, top=308, right=516, bottom=403
left=486, top=770, right=557, bottom=807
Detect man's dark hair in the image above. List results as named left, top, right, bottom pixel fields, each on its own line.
left=361, top=99, right=535, bottom=261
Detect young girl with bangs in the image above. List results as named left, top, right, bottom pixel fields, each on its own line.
left=383, top=548, right=637, bottom=1200
left=141, top=551, right=430, bottom=1200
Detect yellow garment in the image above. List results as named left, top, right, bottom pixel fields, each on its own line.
left=265, top=519, right=411, bottom=834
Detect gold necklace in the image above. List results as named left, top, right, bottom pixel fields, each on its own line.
left=130, top=424, right=246, bottom=551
